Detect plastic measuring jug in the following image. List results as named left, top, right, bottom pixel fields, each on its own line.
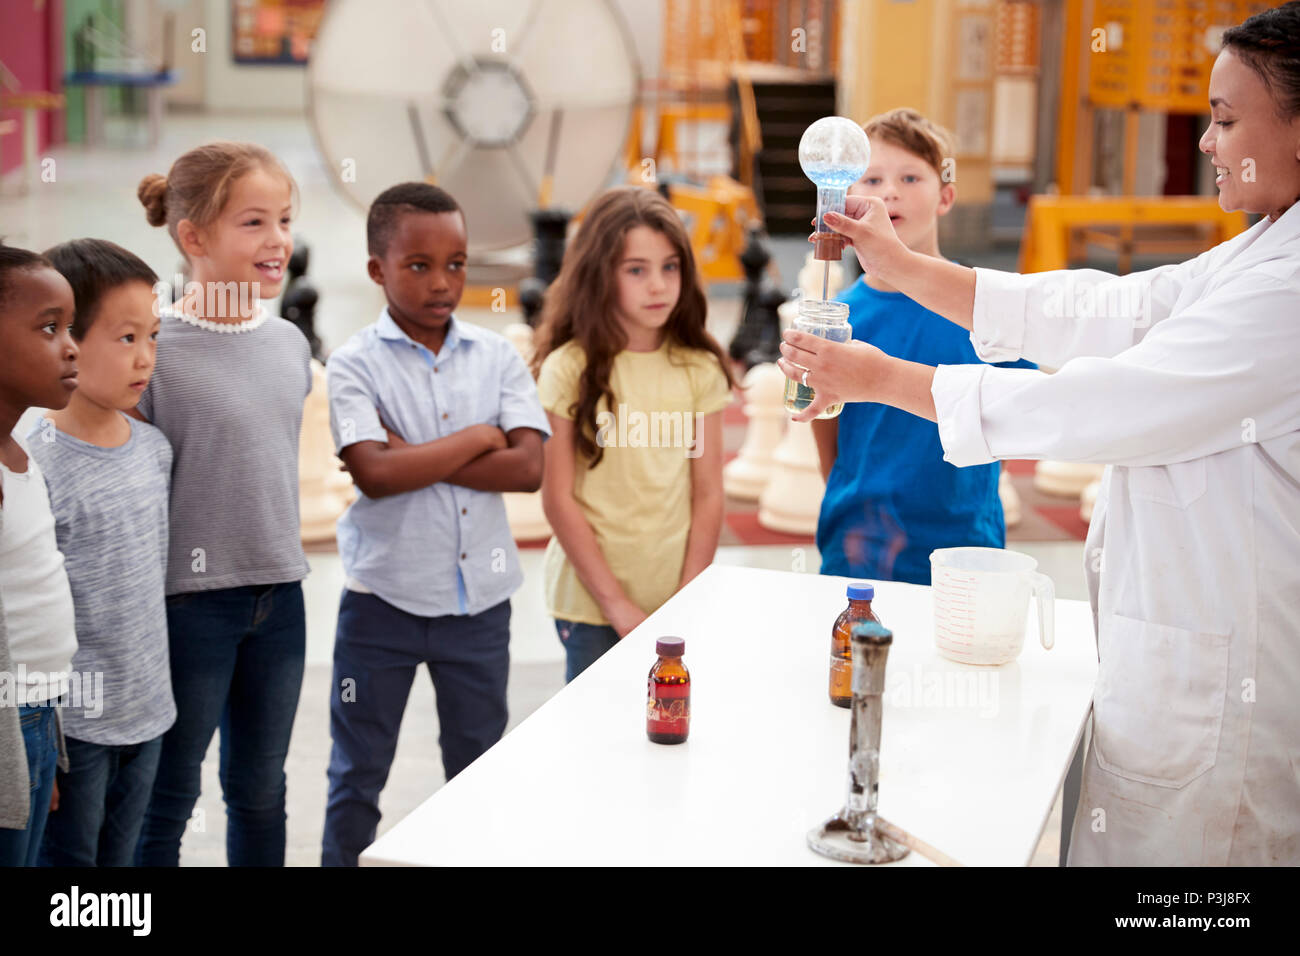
left=929, top=548, right=1055, bottom=666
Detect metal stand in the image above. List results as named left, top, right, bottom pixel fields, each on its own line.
left=808, top=622, right=910, bottom=864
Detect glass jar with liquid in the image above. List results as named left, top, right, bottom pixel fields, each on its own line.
left=784, top=298, right=851, bottom=419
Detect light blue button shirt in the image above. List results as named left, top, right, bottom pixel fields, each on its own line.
left=327, top=309, right=550, bottom=617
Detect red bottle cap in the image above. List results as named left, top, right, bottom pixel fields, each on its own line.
left=655, top=637, right=686, bottom=657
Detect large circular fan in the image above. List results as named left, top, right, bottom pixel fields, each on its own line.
left=307, top=0, right=640, bottom=254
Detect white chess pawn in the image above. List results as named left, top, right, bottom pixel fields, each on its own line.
left=723, top=363, right=787, bottom=501
left=998, top=467, right=1021, bottom=528
left=501, top=322, right=552, bottom=542
left=1033, top=461, right=1106, bottom=498
left=795, top=249, right=846, bottom=301
left=757, top=412, right=826, bottom=536
left=502, top=322, right=536, bottom=365
left=1081, top=477, right=1101, bottom=523
left=299, top=358, right=355, bottom=544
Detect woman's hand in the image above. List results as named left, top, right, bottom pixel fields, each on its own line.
left=812, top=195, right=911, bottom=279
left=777, top=331, right=891, bottom=422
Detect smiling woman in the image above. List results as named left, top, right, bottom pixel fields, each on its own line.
left=1203, top=7, right=1300, bottom=218
left=778, top=2, right=1300, bottom=866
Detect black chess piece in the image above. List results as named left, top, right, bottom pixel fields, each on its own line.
left=743, top=286, right=787, bottom=369
left=518, top=276, right=546, bottom=327
left=280, top=238, right=322, bottom=361
left=282, top=282, right=322, bottom=361
left=520, top=209, right=571, bottom=327
left=729, top=228, right=775, bottom=366
left=287, top=244, right=310, bottom=287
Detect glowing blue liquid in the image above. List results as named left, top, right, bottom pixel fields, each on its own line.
left=803, top=163, right=868, bottom=189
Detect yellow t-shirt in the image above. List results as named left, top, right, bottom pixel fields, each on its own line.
left=537, top=338, right=734, bottom=625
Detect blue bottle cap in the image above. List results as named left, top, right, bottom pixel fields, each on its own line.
left=846, top=582, right=874, bottom=601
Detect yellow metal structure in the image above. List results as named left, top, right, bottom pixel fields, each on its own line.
left=1018, top=195, right=1247, bottom=273
left=1057, top=0, right=1272, bottom=196
left=663, top=176, right=762, bottom=283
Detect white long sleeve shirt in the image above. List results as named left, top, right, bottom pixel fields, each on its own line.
left=930, top=200, right=1300, bottom=865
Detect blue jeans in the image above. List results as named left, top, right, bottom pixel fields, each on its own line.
left=322, top=590, right=510, bottom=867
left=0, top=703, right=59, bottom=867
left=135, top=582, right=305, bottom=867
left=40, top=734, right=163, bottom=867
left=555, top=619, right=620, bottom=684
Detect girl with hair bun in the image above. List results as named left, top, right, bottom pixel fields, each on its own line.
left=130, top=141, right=312, bottom=867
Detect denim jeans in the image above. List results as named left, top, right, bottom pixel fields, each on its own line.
left=0, top=703, right=59, bottom=867
left=554, top=618, right=621, bottom=684
left=39, top=734, right=163, bottom=867
left=135, top=582, right=305, bottom=867
left=322, top=590, right=510, bottom=867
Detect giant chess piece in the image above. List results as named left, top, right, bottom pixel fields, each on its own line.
left=1034, top=461, right=1106, bottom=498
left=999, top=467, right=1022, bottom=528
left=281, top=241, right=323, bottom=361
left=530, top=209, right=571, bottom=287
left=743, top=286, right=787, bottom=369
left=518, top=277, right=546, bottom=327
left=518, top=208, right=571, bottom=328
left=723, top=363, right=787, bottom=501
left=728, top=228, right=775, bottom=368
left=300, top=359, right=355, bottom=544
left=1081, top=477, right=1102, bottom=523
left=754, top=250, right=849, bottom=535
left=758, top=413, right=826, bottom=536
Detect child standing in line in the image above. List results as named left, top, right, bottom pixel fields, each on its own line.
left=130, top=142, right=313, bottom=867
left=0, top=245, right=79, bottom=866
left=812, top=109, right=1036, bottom=586
left=533, top=187, right=736, bottom=683
left=32, top=239, right=176, bottom=867
left=322, top=183, right=549, bottom=867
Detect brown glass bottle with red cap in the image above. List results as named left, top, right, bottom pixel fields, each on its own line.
left=647, top=637, right=690, bottom=744
left=830, top=582, right=880, bottom=708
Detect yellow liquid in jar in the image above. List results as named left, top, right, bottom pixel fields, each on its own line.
left=783, top=375, right=843, bottom=419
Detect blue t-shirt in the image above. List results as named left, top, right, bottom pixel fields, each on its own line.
left=817, top=275, right=1036, bottom=585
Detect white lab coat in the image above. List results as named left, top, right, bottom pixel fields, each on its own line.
left=930, top=200, right=1300, bottom=865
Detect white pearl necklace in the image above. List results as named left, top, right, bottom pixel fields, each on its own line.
left=165, top=302, right=269, bottom=334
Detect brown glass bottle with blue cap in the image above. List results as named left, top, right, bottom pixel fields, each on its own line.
left=830, top=583, right=879, bottom=708
left=647, top=637, right=690, bottom=744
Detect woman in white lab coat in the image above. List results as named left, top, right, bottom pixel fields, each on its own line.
left=779, top=4, right=1300, bottom=866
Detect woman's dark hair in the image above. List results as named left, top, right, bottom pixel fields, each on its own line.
left=0, top=242, right=53, bottom=312
left=1221, top=1, right=1300, bottom=119
left=531, top=186, right=737, bottom=469
left=43, top=239, right=159, bottom=339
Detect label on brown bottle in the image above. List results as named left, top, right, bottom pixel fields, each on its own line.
left=647, top=680, right=690, bottom=736
left=830, top=657, right=852, bottom=694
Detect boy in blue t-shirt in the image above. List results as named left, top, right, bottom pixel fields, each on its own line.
left=813, top=109, right=1034, bottom=585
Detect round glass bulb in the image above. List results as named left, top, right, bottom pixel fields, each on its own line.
left=798, top=116, right=871, bottom=187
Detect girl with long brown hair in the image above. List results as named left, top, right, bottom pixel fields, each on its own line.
left=534, top=186, right=736, bottom=681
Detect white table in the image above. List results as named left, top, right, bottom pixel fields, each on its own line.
left=361, top=565, right=1098, bottom=866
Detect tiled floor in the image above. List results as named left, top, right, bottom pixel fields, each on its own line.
left=4, top=112, right=1086, bottom=866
